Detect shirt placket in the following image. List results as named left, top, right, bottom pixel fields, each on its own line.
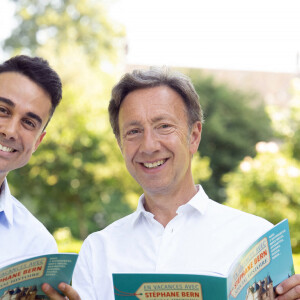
left=155, top=216, right=179, bottom=272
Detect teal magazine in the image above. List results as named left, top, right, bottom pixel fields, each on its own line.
left=113, top=219, right=294, bottom=300
left=0, top=253, right=78, bottom=300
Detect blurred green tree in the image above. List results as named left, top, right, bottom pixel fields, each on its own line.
left=224, top=78, right=300, bottom=252
left=4, top=0, right=122, bottom=67
left=186, top=71, right=274, bottom=203
left=268, top=78, right=300, bottom=161
left=4, top=0, right=138, bottom=240
left=224, top=145, right=300, bottom=252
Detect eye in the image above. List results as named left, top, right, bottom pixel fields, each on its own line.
left=127, top=128, right=140, bottom=135
left=0, top=106, right=10, bottom=115
left=123, top=128, right=143, bottom=140
left=158, top=123, right=172, bottom=130
left=23, top=118, right=36, bottom=129
left=157, top=123, right=175, bottom=135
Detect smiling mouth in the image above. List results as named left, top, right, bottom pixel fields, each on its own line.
left=143, top=159, right=166, bottom=169
left=0, top=143, right=15, bottom=153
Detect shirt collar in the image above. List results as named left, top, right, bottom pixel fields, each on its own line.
left=178, top=185, right=209, bottom=215
left=0, top=179, right=14, bottom=226
left=132, top=184, right=209, bottom=227
left=131, top=194, right=153, bottom=226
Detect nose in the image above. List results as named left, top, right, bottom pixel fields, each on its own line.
left=139, top=129, right=160, bottom=155
left=0, top=118, right=18, bottom=140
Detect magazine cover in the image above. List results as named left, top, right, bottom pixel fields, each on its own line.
left=228, top=219, right=294, bottom=299
left=113, top=219, right=294, bottom=300
left=0, top=253, right=78, bottom=300
left=113, top=273, right=227, bottom=300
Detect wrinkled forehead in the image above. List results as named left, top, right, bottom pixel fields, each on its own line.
left=119, top=86, right=189, bottom=126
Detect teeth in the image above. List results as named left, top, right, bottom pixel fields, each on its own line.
left=144, top=160, right=165, bottom=168
left=0, top=144, right=14, bottom=152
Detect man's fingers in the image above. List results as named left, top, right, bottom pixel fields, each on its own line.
left=42, top=283, right=65, bottom=300
left=58, top=282, right=81, bottom=300
left=276, top=287, right=300, bottom=300
left=275, top=274, right=300, bottom=299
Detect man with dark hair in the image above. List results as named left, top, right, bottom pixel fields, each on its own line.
left=44, top=67, right=300, bottom=300
left=0, top=55, right=62, bottom=267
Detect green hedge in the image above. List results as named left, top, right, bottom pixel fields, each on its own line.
left=294, top=253, right=300, bottom=273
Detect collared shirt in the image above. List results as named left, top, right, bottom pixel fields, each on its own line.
left=0, top=179, right=58, bottom=267
left=72, top=185, right=273, bottom=300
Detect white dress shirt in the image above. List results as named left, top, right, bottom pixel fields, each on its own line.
left=0, top=179, right=58, bottom=267
left=72, top=185, right=273, bottom=300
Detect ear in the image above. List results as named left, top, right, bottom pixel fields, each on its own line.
left=189, top=121, right=202, bottom=155
left=33, top=131, right=47, bottom=152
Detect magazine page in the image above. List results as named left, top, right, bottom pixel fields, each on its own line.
left=0, top=253, right=78, bottom=300
left=113, top=273, right=227, bottom=300
left=227, top=219, right=294, bottom=300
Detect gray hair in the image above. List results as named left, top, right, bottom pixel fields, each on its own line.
left=108, top=66, right=203, bottom=141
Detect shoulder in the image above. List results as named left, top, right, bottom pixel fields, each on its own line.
left=208, top=198, right=271, bottom=221
left=11, top=195, right=41, bottom=224
left=206, top=198, right=273, bottom=234
left=81, top=212, right=137, bottom=250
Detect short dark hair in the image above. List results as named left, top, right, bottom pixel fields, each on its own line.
left=0, top=55, right=62, bottom=124
left=108, top=66, right=203, bottom=141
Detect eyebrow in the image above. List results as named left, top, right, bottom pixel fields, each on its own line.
left=122, top=115, right=176, bottom=128
left=0, top=97, right=43, bottom=125
left=123, top=120, right=141, bottom=128
left=26, top=112, right=43, bottom=125
left=0, top=97, right=15, bottom=107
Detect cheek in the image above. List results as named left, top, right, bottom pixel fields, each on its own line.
left=172, top=129, right=190, bottom=147
left=121, top=145, right=135, bottom=162
left=24, top=134, right=43, bottom=154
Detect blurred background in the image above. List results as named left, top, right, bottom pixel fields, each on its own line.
left=0, top=0, right=299, bottom=271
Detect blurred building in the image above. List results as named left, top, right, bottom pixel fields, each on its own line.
left=126, top=64, right=294, bottom=108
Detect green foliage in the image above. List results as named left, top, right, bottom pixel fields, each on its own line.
left=268, top=78, right=300, bottom=161
left=186, top=70, right=273, bottom=202
left=191, top=152, right=212, bottom=184
left=224, top=146, right=300, bottom=252
left=225, top=78, right=300, bottom=253
left=5, top=0, right=124, bottom=66
left=4, top=0, right=138, bottom=240
left=294, top=253, right=300, bottom=273
left=54, top=227, right=83, bottom=253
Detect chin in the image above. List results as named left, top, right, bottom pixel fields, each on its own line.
left=143, top=184, right=171, bottom=195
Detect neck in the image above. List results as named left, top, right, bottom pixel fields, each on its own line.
left=0, top=175, right=6, bottom=189
left=143, top=184, right=198, bottom=227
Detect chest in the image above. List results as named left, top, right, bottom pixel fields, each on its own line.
left=106, top=220, right=246, bottom=276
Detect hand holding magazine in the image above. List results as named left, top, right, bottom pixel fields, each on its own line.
left=0, top=253, right=78, bottom=300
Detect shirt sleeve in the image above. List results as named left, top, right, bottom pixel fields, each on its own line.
left=72, top=234, right=115, bottom=300
left=40, top=233, right=58, bottom=254
left=72, top=239, right=99, bottom=300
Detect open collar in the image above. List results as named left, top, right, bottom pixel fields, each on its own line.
left=0, top=179, right=14, bottom=226
left=131, top=185, right=209, bottom=227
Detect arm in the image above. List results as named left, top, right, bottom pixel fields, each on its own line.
left=275, top=274, right=300, bottom=299
left=42, top=283, right=81, bottom=300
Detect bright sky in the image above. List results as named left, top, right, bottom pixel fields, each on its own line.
left=1, top=0, right=300, bottom=73
left=111, top=0, right=300, bottom=73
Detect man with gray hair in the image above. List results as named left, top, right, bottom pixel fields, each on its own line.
left=44, top=67, right=300, bottom=300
